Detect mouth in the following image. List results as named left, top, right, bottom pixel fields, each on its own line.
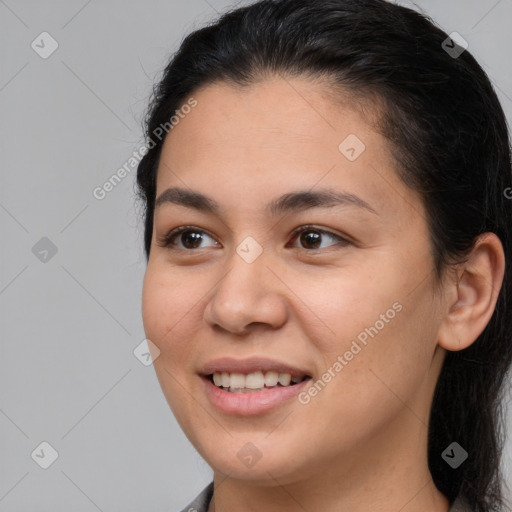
left=198, top=357, right=313, bottom=414
left=201, top=372, right=312, bottom=415
left=205, top=371, right=311, bottom=393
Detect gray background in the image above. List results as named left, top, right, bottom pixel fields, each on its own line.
left=1, top=0, right=511, bottom=510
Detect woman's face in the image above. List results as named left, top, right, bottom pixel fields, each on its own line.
left=142, top=77, right=449, bottom=484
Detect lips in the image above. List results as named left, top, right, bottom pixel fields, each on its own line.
left=201, top=374, right=312, bottom=415
left=198, top=356, right=313, bottom=415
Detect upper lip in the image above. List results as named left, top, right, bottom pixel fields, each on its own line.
left=199, top=357, right=312, bottom=379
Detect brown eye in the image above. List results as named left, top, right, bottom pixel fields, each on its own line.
left=289, top=226, right=350, bottom=251
left=159, top=227, right=219, bottom=250
left=298, top=230, right=322, bottom=249
left=158, top=225, right=349, bottom=252
left=178, top=230, right=204, bottom=249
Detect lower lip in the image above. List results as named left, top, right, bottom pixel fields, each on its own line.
left=201, top=376, right=311, bottom=415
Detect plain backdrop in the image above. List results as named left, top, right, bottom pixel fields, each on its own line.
left=1, top=0, right=511, bottom=510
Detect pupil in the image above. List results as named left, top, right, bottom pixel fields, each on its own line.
left=301, top=231, right=320, bottom=249
left=182, top=231, right=202, bottom=249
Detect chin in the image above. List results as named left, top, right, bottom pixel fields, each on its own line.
left=197, top=434, right=317, bottom=485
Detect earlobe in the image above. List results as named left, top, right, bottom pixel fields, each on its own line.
left=437, top=232, right=505, bottom=352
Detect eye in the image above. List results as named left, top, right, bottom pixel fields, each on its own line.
left=157, top=226, right=219, bottom=250
left=287, top=225, right=350, bottom=251
left=157, top=225, right=350, bottom=252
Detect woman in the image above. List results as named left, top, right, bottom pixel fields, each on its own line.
left=136, top=1, right=512, bottom=510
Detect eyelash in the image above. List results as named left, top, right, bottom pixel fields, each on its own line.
left=157, top=225, right=351, bottom=252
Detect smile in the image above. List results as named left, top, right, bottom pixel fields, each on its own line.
left=210, top=370, right=308, bottom=392
left=201, top=374, right=312, bottom=415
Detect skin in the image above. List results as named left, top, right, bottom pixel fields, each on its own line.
left=141, top=76, right=505, bottom=512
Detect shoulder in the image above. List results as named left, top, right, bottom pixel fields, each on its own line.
left=178, top=482, right=214, bottom=512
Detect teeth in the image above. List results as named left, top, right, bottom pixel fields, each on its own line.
left=264, top=371, right=279, bottom=387
left=211, top=371, right=306, bottom=391
left=229, top=373, right=245, bottom=390
left=278, top=373, right=291, bottom=386
left=245, top=371, right=264, bottom=389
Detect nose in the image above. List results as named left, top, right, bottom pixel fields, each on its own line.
left=203, top=249, right=288, bottom=336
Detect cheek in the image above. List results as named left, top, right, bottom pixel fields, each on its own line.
left=327, top=304, right=434, bottom=417
left=141, top=265, right=203, bottom=422
left=141, top=267, right=169, bottom=345
left=141, top=264, right=199, bottom=364
left=296, top=263, right=436, bottom=410
left=290, top=260, right=400, bottom=351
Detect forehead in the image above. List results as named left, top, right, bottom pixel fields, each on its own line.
left=155, top=77, right=422, bottom=224
left=163, top=76, right=367, bottom=150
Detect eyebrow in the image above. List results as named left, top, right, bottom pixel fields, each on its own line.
left=154, top=187, right=377, bottom=216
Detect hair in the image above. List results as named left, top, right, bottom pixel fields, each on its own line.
left=135, top=0, right=512, bottom=509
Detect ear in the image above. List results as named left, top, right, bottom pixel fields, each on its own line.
left=437, top=233, right=505, bottom=352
